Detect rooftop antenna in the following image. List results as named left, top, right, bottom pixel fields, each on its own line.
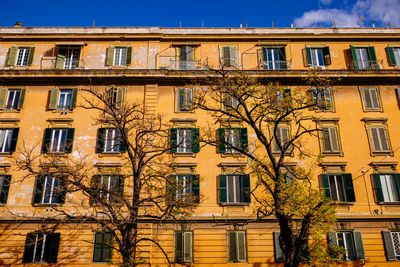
left=180, top=21, right=182, bottom=28
left=246, top=19, right=248, bottom=28
left=333, top=21, right=336, bottom=27
left=291, top=23, right=294, bottom=28
left=92, top=20, right=95, bottom=27
left=202, top=21, right=204, bottom=27
left=388, top=22, right=391, bottom=28
left=372, top=22, right=375, bottom=28
left=271, top=21, right=274, bottom=28
left=314, top=21, right=316, bottom=27
left=240, top=23, right=243, bottom=28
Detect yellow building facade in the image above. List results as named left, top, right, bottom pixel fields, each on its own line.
left=0, top=26, right=399, bottom=266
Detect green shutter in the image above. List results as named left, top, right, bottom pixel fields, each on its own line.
left=27, top=47, right=35, bottom=66
left=17, top=88, right=26, bottom=109
left=65, top=128, right=75, bottom=153
left=70, top=88, right=78, bottom=109
left=45, top=233, right=60, bottom=263
left=353, top=231, right=365, bottom=260
left=9, top=128, right=19, bottom=153
left=367, top=46, right=377, bottom=65
left=321, top=174, right=331, bottom=199
left=56, top=54, right=65, bottom=69
left=22, top=232, right=36, bottom=263
left=56, top=179, right=66, bottom=205
left=222, top=46, right=230, bottom=66
left=395, top=174, right=400, bottom=200
left=323, top=46, right=331, bottom=65
left=396, top=88, right=400, bottom=109
left=241, top=174, right=251, bottom=203
left=42, top=128, right=52, bottom=153
left=382, top=231, right=396, bottom=261
left=96, top=128, right=105, bottom=153
left=7, top=47, right=17, bottom=66
left=106, top=47, right=115, bottom=66
left=305, top=47, right=312, bottom=65
left=175, top=231, right=183, bottom=262
left=119, top=130, right=127, bottom=153
left=372, top=174, right=384, bottom=202
left=183, top=232, right=193, bottom=263
left=328, top=231, right=338, bottom=246
left=387, top=47, right=397, bottom=65
left=126, top=47, right=132, bottom=65
left=279, top=46, right=287, bottom=69
left=191, top=175, right=200, bottom=203
left=343, top=173, right=356, bottom=202
left=0, top=175, right=11, bottom=204
left=219, top=175, right=227, bottom=203
left=191, top=128, right=200, bottom=153
left=350, top=45, right=359, bottom=69
left=33, top=176, right=45, bottom=204
left=228, top=231, right=237, bottom=262
left=49, top=88, right=60, bottom=110
left=0, top=88, right=8, bottom=110
left=90, top=175, right=101, bottom=205
left=218, top=128, right=226, bottom=153
left=274, top=232, right=285, bottom=262
left=240, top=128, right=248, bottom=151
left=262, top=47, right=268, bottom=69
left=170, top=128, right=177, bottom=153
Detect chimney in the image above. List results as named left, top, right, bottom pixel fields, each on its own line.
left=14, top=21, right=23, bottom=27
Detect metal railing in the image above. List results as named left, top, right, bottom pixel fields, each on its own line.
left=260, top=60, right=290, bottom=70
left=349, top=60, right=383, bottom=70
left=160, top=59, right=203, bottom=70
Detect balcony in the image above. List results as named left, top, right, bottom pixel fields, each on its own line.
left=259, top=60, right=291, bottom=70
left=39, top=58, right=85, bottom=70
left=349, top=60, right=383, bottom=70
left=159, top=58, right=202, bottom=70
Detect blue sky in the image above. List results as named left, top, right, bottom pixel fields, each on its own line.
left=0, top=0, right=399, bottom=28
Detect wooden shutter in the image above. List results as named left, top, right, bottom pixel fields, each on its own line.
left=45, top=233, right=60, bottom=263
left=323, top=88, right=333, bottom=110
left=126, top=47, right=132, bottom=65
left=320, top=174, right=331, bottom=199
left=343, top=173, right=356, bottom=202
left=323, top=46, right=331, bottom=65
left=17, top=88, right=26, bottom=109
left=7, top=47, right=18, bottom=66
left=218, top=128, right=226, bottom=153
left=240, top=174, right=251, bottom=203
left=9, top=128, right=19, bottom=153
left=106, top=47, right=115, bottom=66
left=305, top=47, right=312, bottom=65
left=170, top=128, right=177, bottom=153
left=115, top=88, right=125, bottom=107
left=0, top=175, right=11, bottom=204
left=94, top=232, right=111, bottom=262
left=191, top=128, right=200, bottom=153
left=119, top=130, right=127, bottom=153
left=96, top=128, right=105, bottom=153
left=353, top=231, right=365, bottom=260
left=237, top=231, right=246, bottom=261
left=103, top=233, right=112, bottom=261
left=222, top=46, right=231, bottom=66
left=191, top=175, right=200, bottom=203
left=183, top=232, right=193, bottom=262
left=370, top=88, right=380, bottom=109
left=350, top=45, right=359, bottom=69
left=219, top=175, right=227, bottom=203
left=274, top=232, right=285, bottom=262
left=394, top=174, right=400, bottom=200
left=22, top=232, right=36, bottom=263
left=27, top=47, right=35, bottom=66
left=230, top=46, right=238, bottom=67
left=328, top=231, right=338, bottom=246
left=387, top=47, right=397, bottom=65
left=372, top=174, right=384, bottom=202
left=0, top=88, right=8, bottom=110
left=362, top=88, right=380, bottom=110
left=261, top=47, right=268, bottom=69
left=65, top=128, right=75, bottom=153
left=367, top=47, right=377, bottom=65
left=70, top=88, right=78, bottom=109
left=228, top=231, right=237, bottom=262
left=395, top=88, right=400, bottom=109
left=382, top=231, right=396, bottom=261
left=240, top=128, right=248, bottom=151
left=279, top=46, right=287, bottom=69
left=56, top=54, right=65, bottom=69
left=275, top=127, right=290, bottom=154
left=41, top=128, right=52, bottom=153
left=325, top=127, right=339, bottom=153
left=378, top=127, right=389, bottom=151
left=49, top=88, right=60, bottom=110
left=321, top=128, right=332, bottom=153
left=33, top=176, right=45, bottom=204
left=175, top=231, right=183, bottom=262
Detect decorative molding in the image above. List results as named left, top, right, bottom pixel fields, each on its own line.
left=362, top=117, right=388, bottom=123
left=370, top=161, right=398, bottom=172
left=47, top=118, right=73, bottom=127
left=320, top=161, right=347, bottom=173
left=0, top=118, right=20, bottom=127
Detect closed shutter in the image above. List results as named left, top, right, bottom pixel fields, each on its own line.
left=94, top=232, right=112, bottom=262
left=378, top=127, right=389, bottom=151
left=218, top=128, right=226, bottom=153
left=329, top=127, right=339, bottom=152
left=222, top=46, right=231, bottom=66
left=175, top=232, right=183, bottom=262
left=56, top=54, right=65, bottom=69
left=324, top=88, right=333, bottom=110
left=274, top=232, right=285, bottom=262
left=106, top=47, right=115, bottom=66
left=322, top=127, right=339, bottom=153
left=27, top=47, right=35, bottom=66
left=240, top=174, right=250, bottom=203
left=33, top=176, right=45, bottom=204
left=382, top=231, right=396, bottom=261
left=343, top=173, right=356, bottom=202
left=362, top=88, right=381, bottom=110
left=387, top=47, right=397, bottom=66
left=17, top=88, right=26, bottom=109
left=183, top=232, right=193, bottom=262
left=323, top=46, right=331, bottom=65
left=370, top=88, right=380, bottom=109
left=41, top=128, right=52, bottom=153
left=0, top=88, right=8, bottom=109
left=229, top=46, right=238, bottom=67
left=45, top=233, right=60, bottom=263
left=350, top=45, right=359, bottom=69
left=370, top=127, right=389, bottom=152
left=126, top=47, right=132, bottom=65
left=170, top=128, right=177, bottom=153
left=22, top=232, right=36, bottom=263
left=191, top=175, right=200, bottom=203
left=49, top=88, right=60, bottom=110
left=372, top=174, right=384, bottom=202
left=328, top=231, right=338, bottom=246
left=191, top=128, right=200, bottom=153
left=7, top=47, right=18, bottom=66
left=102, top=233, right=112, bottom=261
left=240, top=128, right=248, bottom=151
left=0, top=175, right=11, bottom=204
left=237, top=231, right=246, bottom=261
left=305, top=47, right=312, bottom=65
left=219, top=175, right=227, bottom=203
left=115, top=88, right=125, bottom=107
left=353, top=231, right=365, bottom=260
left=70, top=88, right=78, bottom=109
left=10, top=128, right=19, bottom=153
left=275, top=127, right=290, bottom=153
left=228, top=231, right=237, bottom=262
left=65, top=128, right=75, bottom=153
left=321, top=174, right=331, bottom=199
left=178, top=88, right=192, bottom=111
left=96, top=128, right=105, bottom=153
left=321, top=128, right=332, bottom=152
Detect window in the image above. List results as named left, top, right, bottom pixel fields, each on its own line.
left=177, top=88, right=193, bottom=112
left=56, top=46, right=81, bottom=69
left=219, top=174, right=250, bottom=204
left=33, top=176, right=65, bottom=205
left=368, top=126, right=390, bottom=153
left=106, top=46, right=132, bottom=66
left=49, top=88, right=78, bottom=110
left=93, top=232, right=112, bottom=262
left=382, top=231, right=400, bottom=261
left=372, top=173, right=400, bottom=203
left=42, top=128, right=75, bottom=153
left=262, top=47, right=287, bottom=70
left=175, top=231, right=193, bottom=263
left=107, top=87, right=126, bottom=107
left=221, top=46, right=238, bottom=68
left=274, top=232, right=310, bottom=262
left=179, top=46, right=194, bottom=70
left=92, top=175, right=124, bottom=204
left=328, top=231, right=365, bottom=261
left=350, top=46, right=377, bottom=70
left=0, top=128, right=19, bottom=153
left=306, top=47, right=331, bottom=67
left=223, top=94, right=239, bottom=110
left=96, top=128, right=126, bottom=153
left=227, top=231, right=247, bottom=262
left=7, top=46, right=35, bottom=66
left=0, top=175, right=11, bottom=204
left=387, top=47, right=400, bottom=66
left=321, top=174, right=355, bottom=202
left=22, top=232, right=60, bottom=263
left=361, top=88, right=381, bottom=111
left=320, top=126, right=340, bottom=154
left=311, top=88, right=333, bottom=111
left=218, top=128, right=248, bottom=153
left=170, top=174, right=200, bottom=203
left=170, top=128, right=200, bottom=153
left=273, top=127, right=291, bottom=154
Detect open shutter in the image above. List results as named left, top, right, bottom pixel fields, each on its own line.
left=237, top=231, right=246, bottom=261
left=0, top=88, right=8, bottom=110
left=191, top=175, right=200, bottom=203
left=22, top=232, right=36, bottom=263
left=46, top=233, right=60, bottom=263
left=183, top=232, right=193, bottom=262
left=96, top=128, right=105, bottom=153
left=394, top=174, right=400, bottom=200
left=65, top=128, right=75, bottom=153
left=353, top=231, right=365, bottom=260
left=372, top=174, right=384, bottom=203
left=119, top=130, right=127, bottom=153
left=240, top=174, right=250, bottom=203
left=228, top=231, right=237, bottom=262
left=56, top=54, right=65, bottom=69
left=106, top=47, right=115, bottom=66
left=279, top=47, right=287, bottom=69
left=218, top=128, right=226, bottom=153
left=9, top=128, right=19, bottom=153
left=350, top=45, right=358, bottom=69
left=382, top=231, right=396, bottom=261
left=328, top=231, right=338, bottom=246
left=56, top=178, right=66, bottom=205
left=274, top=232, right=285, bottom=262
left=175, top=232, right=183, bottom=262
left=222, top=46, right=231, bottom=66
left=305, top=47, right=312, bottom=65
left=7, top=47, right=17, bottom=66
left=367, top=46, right=377, bottom=65
left=42, top=128, right=52, bottom=153
left=70, top=88, right=78, bottom=109
left=240, top=128, right=248, bottom=151
left=17, top=88, right=26, bottom=109
left=395, top=88, right=400, bottom=109
left=170, top=128, right=177, bottom=153
left=321, top=174, right=331, bottom=199
left=116, top=88, right=125, bottom=107
left=343, top=173, right=356, bottom=202
left=219, top=175, right=227, bottom=203
left=0, top=175, right=11, bottom=204
left=126, top=47, right=132, bottom=65
left=33, top=176, right=45, bottom=204
left=49, top=87, right=60, bottom=110
left=262, top=47, right=268, bottom=69
left=323, top=46, right=331, bottom=65
left=328, top=127, right=339, bottom=152
left=191, top=128, right=200, bottom=153
left=387, top=47, right=397, bottom=65
left=230, top=46, right=238, bottom=67
left=27, top=47, right=35, bottom=66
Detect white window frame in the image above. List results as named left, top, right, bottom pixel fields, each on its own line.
left=177, top=129, right=192, bottom=153
left=5, top=89, right=21, bottom=110
left=393, top=47, right=400, bottom=66
left=41, top=177, right=60, bottom=204
left=379, top=174, right=400, bottom=202
left=390, top=232, right=400, bottom=259
left=113, top=47, right=127, bottom=66
left=0, top=129, right=13, bottom=153
left=99, top=175, right=119, bottom=203
left=226, top=175, right=241, bottom=203
left=16, top=47, right=30, bottom=66
left=328, top=174, right=347, bottom=202
left=355, top=48, right=371, bottom=69
left=369, top=126, right=390, bottom=153
left=224, top=129, right=240, bottom=153
left=104, top=128, right=120, bottom=153
left=310, top=48, right=324, bottom=66
left=50, top=129, right=68, bottom=153
left=337, top=232, right=356, bottom=261
left=175, top=175, right=192, bottom=200
left=57, top=89, right=72, bottom=110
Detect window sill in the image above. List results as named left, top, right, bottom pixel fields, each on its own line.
left=33, top=203, right=64, bottom=207
left=371, top=151, right=393, bottom=157
left=0, top=152, right=13, bottom=156
left=337, top=202, right=355, bottom=206
left=108, top=65, right=129, bottom=69
left=221, top=152, right=245, bottom=158
left=220, top=203, right=250, bottom=206
left=98, top=152, right=122, bottom=157
left=377, top=201, right=400, bottom=205
left=0, top=109, right=21, bottom=113
left=173, top=152, right=196, bottom=158
left=52, top=109, right=73, bottom=114
left=322, top=152, right=343, bottom=157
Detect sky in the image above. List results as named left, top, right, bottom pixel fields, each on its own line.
left=0, top=0, right=399, bottom=28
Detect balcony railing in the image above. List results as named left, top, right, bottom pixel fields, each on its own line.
left=260, top=60, right=290, bottom=70
left=349, top=60, right=383, bottom=70
left=160, top=59, right=203, bottom=70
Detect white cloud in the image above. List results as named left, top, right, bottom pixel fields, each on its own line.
left=319, top=0, right=332, bottom=5
left=294, top=9, right=359, bottom=27
left=353, top=0, right=400, bottom=26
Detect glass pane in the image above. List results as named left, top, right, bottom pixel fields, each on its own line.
left=59, top=130, right=67, bottom=152
left=344, top=232, right=355, bottom=260
left=51, top=130, right=60, bottom=152
left=394, top=48, right=400, bottom=65
left=336, top=176, right=346, bottom=202
left=51, top=178, right=60, bottom=203
left=43, top=177, right=53, bottom=203
left=387, top=175, right=400, bottom=201
left=33, top=233, right=44, bottom=262
left=234, top=176, right=241, bottom=203
left=329, top=175, right=338, bottom=200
